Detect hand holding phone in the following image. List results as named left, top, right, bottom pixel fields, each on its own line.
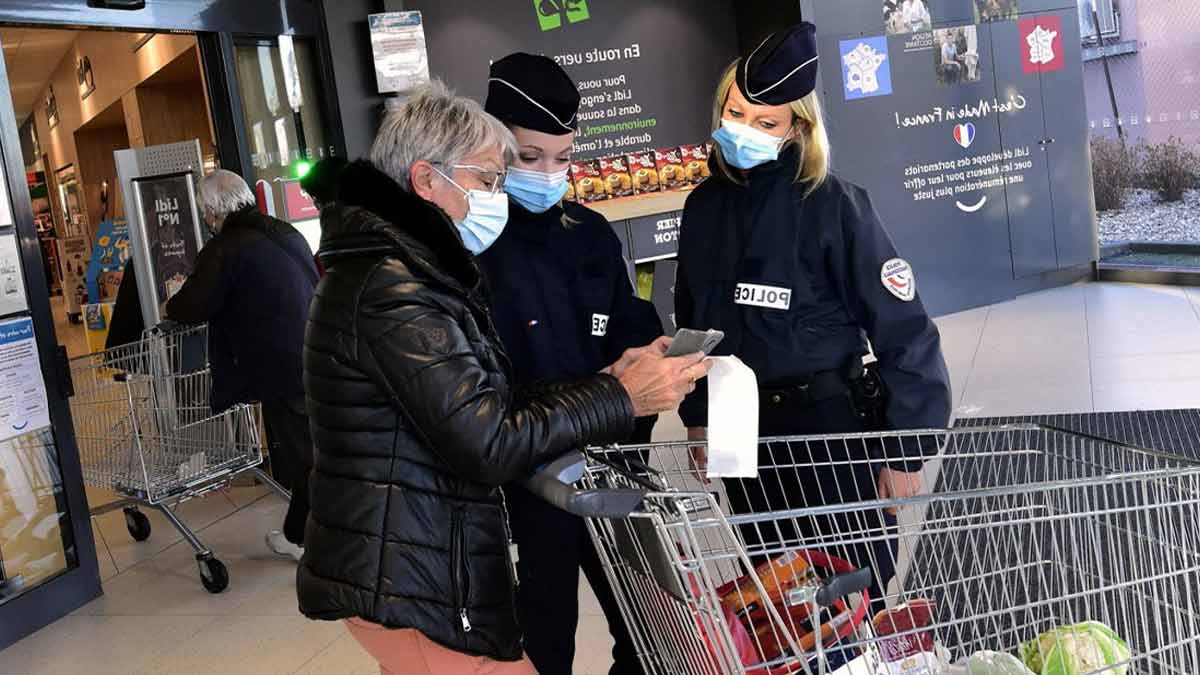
left=665, top=328, right=725, bottom=358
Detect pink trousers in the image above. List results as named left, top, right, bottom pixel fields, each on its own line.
left=344, top=618, right=538, bottom=675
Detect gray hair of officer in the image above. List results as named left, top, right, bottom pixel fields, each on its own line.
left=370, top=79, right=515, bottom=191
left=198, top=169, right=256, bottom=232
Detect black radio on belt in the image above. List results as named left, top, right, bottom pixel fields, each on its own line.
left=848, top=360, right=889, bottom=431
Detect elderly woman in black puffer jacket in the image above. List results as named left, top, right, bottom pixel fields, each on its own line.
left=297, top=81, right=711, bottom=675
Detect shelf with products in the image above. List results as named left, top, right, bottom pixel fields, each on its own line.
left=586, top=188, right=690, bottom=223
left=568, top=142, right=711, bottom=224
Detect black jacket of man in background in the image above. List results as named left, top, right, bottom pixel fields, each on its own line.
left=167, top=205, right=318, bottom=545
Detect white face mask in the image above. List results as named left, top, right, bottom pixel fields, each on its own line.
left=432, top=166, right=510, bottom=254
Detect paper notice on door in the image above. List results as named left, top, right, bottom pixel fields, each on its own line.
left=369, top=12, right=431, bottom=94
left=0, top=232, right=28, bottom=316
left=705, top=356, right=759, bottom=479
left=0, top=317, right=51, bottom=443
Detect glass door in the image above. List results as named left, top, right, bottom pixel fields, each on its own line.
left=0, top=30, right=100, bottom=651
left=233, top=36, right=335, bottom=253
left=0, top=430, right=81, bottom=603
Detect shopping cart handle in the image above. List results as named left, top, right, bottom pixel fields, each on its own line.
left=814, top=568, right=875, bottom=607
left=523, top=452, right=647, bottom=519
left=533, top=451, right=588, bottom=485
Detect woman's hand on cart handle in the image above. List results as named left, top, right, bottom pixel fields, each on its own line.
left=616, top=348, right=712, bottom=418
left=876, top=467, right=923, bottom=516
left=687, top=427, right=710, bottom=485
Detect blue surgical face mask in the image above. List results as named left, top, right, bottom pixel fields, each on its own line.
left=433, top=166, right=510, bottom=254
left=505, top=167, right=570, bottom=213
left=712, top=119, right=790, bottom=170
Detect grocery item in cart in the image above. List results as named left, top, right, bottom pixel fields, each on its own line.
left=874, top=599, right=942, bottom=675
left=964, top=651, right=1035, bottom=675
left=751, top=594, right=855, bottom=662
left=1020, top=622, right=1129, bottom=675
left=712, top=549, right=870, bottom=671
left=719, top=550, right=817, bottom=617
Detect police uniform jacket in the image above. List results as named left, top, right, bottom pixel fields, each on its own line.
left=676, top=146, right=951, bottom=436
left=478, top=200, right=663, bottom=406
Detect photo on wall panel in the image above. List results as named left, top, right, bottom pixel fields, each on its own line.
left=934, top=25, right=983, bottom=86
left=975, top=0, right=1020, bottom=23
left=885, top=0, right=933, bottom=36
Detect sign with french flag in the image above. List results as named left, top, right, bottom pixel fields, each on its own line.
left=953, top=122, right=976, bottom=149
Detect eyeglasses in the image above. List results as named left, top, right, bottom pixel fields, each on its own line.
left=433, top=163, right=507, bottom=196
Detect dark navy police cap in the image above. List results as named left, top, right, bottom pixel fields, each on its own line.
left=485, top=52, right=580, bottom=135
left=736, top=22, right=820, bottom=106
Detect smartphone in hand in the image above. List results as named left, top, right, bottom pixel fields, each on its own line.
left=665, top=328, right=725, bottom=358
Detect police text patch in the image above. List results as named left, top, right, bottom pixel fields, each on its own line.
left=881, top=258, right=915, bottom=302
left=734, top=283, right=792, bottom=310
left=591, top=313, right=610, bottom=337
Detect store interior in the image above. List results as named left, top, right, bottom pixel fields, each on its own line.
left=0, top=25, right=222, bottom=607
left=6, top=27, right=217, bottom=338
left=0, top=12, right=333, bottom=631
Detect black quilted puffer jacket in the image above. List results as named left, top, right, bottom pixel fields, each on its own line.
left=297, top=161, right=636, bottom=660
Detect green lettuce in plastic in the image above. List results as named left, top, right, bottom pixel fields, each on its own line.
left=967, top=650, right=1036, bottom=675
left=1021, top=622, right=1130, bottom=675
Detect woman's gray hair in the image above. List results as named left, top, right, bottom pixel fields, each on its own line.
left=198, top=170, right=256, bottom=221
left=371, top=79, right=516, bottom=190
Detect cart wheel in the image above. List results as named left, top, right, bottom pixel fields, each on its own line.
left=123, top=508, right=152, bottom=542
left=197, top=555, right=229, bottom=594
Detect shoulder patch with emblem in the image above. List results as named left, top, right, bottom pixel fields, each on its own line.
left=881, top=258, right=915, bottom=302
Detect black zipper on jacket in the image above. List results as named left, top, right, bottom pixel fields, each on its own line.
left=451, top=506, right=472, bottom=633
left=498, top=489, right=523, bottom=634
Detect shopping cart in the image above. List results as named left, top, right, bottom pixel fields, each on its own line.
left=526, top=425, right=1200, bottom=674
left=68, top=323, right=288, bottom=593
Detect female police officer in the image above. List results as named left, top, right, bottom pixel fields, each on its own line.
left=478, top=52, right=662, bottom=675
left=677, top=24, right=952, bottom=612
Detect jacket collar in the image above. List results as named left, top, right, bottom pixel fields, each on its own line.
left=319, top=160, right=480, bottom=290
left=222, top=205, right=263, bottom=231
left=505, top=198, right=562, bottom=243
left=711, top=144, right=802, bottom=188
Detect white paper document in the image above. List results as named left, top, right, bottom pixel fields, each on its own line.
left=0, top=317, right=51, bottom=443
left=705, top=356, right=759, bottom=479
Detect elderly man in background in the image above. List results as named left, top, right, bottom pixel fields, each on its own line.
left=166, top=169, right=318, bottom=561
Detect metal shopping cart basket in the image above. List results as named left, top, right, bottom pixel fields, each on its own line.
left=68, top=323, right=288, bottom=593
left=525, top=425, right=1200, bottom=674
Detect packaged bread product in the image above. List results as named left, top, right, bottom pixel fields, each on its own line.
left=679, top=143, right=711, bottom=185
left=565, top=178, right=576, bottom=202
left=570, top=160, right=607, bottom=203
left=719, top=551, right=816, bottom=618
left=654, top=148, right=686, bottom=191
left=599, top=156, right=634, bottom=198
left=626, top=151, right=661, bottom=194
left=874, top=599, right=942, bottom=674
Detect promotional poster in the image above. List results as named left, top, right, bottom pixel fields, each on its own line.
left=810, top=0, right=1093, bottom=314
left=132, top=173, right=202, bottom=304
